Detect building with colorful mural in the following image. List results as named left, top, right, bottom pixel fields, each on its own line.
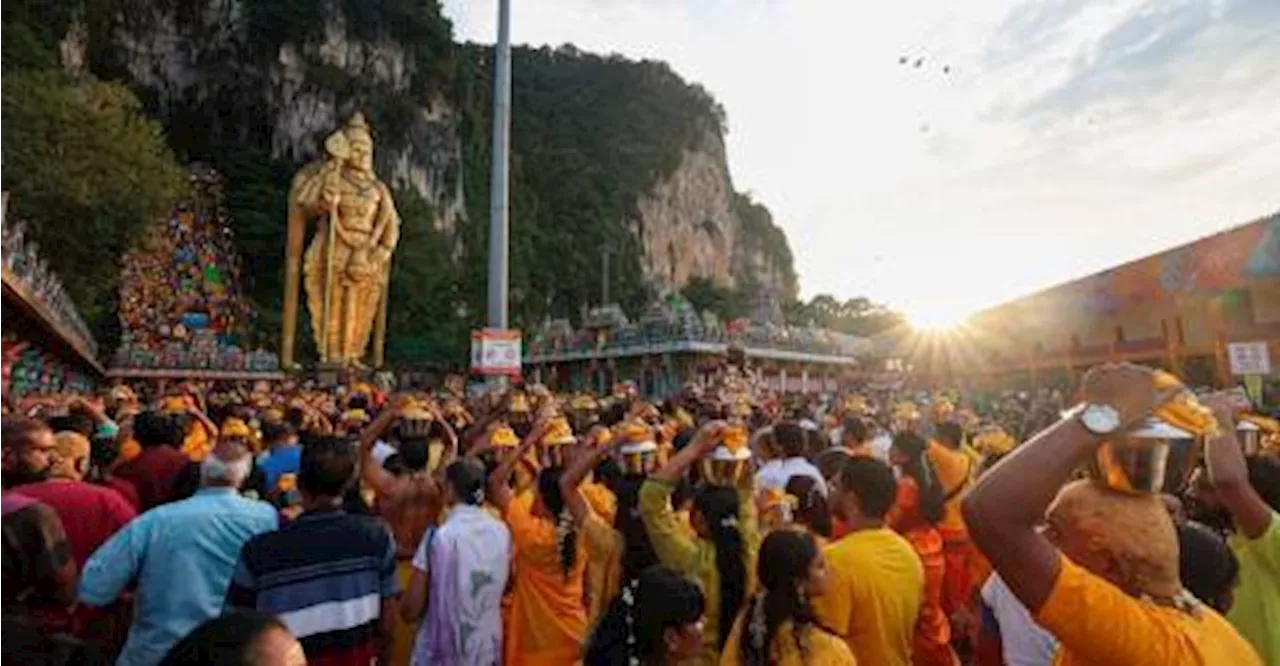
left=886, top=213, right=1280, bottom=390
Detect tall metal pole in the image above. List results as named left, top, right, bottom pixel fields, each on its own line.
left=487, top=0, right=512, bottom=387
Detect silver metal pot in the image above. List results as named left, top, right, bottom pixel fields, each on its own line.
left=1088, top=418, right=1197, bottom=494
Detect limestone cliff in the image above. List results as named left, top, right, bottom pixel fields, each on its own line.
left=635, top=131, right=796, bottom=299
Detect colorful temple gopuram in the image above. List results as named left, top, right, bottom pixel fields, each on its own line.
left=522, top=291, right=871, bottom=397
left=109, top=167, right=282, bottom=382
left=882, top=213, right=1280, bottom=390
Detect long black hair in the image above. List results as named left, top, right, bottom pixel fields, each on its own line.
left=785, top=475, right=832, bottom=538
left=612, top=475, right=659, bottom=583
left=159, top=611, right=289, bottom=666
left=583, top=565, right=705, bottom=666
left=538, top=465, right=578, bottom=579
left=740, top=530, right=824, bottom=666
left=693, top=485, right=746, bottom=651
left=891, top=432, right=945, bottom=525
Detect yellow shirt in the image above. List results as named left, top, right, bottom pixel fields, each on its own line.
left=1036, top=554, right=1262, bottom=666
left=815, top=528, right=923, bottom=666
left=639, top=479, right=761, bottom=666
left=581, top=508, right=624, bottom=626
left=720, top=614, right=857, bottom=666
left=1228, top=512, right=1280, bottom=665
left=927, top=442, right=971, bottom=534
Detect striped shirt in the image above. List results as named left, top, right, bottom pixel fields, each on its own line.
left=225, top=507, right=399, bottom=666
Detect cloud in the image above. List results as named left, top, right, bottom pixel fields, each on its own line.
left=442, top=0, right=1280, bottom=317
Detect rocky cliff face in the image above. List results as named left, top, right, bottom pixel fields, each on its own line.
left=635, top=132, right=796, bottom=299
left=635, top=133, right=738, bottom=289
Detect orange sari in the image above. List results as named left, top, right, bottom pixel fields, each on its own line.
left=503, top=499, right=588, bottom=666
left=927, top=441, right=976, bottom=618
left=888, top=478, right=959, bottom=666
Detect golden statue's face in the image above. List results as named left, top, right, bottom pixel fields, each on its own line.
left=346, top=132, right=374, bottom=173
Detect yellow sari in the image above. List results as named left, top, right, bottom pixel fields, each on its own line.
left=720, top=615, right=857, bottom=665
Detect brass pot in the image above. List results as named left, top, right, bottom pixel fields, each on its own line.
left=701, top=452, right=750, bottom=487
left=1088, top=418, right=1196, bottom=494
left=619, top=441, right=658, bottom=476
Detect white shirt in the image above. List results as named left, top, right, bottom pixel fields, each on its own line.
left=411, top=504, right=512, bottom=666
left=754, top=457, right=828, bottom=497
left=981, top=573, right=1057, bottom=666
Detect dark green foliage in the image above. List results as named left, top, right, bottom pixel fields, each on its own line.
left=1, top=20, right=59, bottom=71
left=784, top=294, right=905, bottom=336
left=682, top=277, right=749, bottom=321
left=453, top=44, right=729, bottom=331
left=1, top=68, right=187, bottom=347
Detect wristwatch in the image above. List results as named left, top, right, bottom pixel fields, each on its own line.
left=1077, top=403, right=1121, bottom=436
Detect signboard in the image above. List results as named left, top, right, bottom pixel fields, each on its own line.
left=470, top=329, right=522, bottom=376
left=1227, top=341, right=1272, bottom=376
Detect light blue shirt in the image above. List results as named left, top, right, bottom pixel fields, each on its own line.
left=79, top=487, right=278, bottom=666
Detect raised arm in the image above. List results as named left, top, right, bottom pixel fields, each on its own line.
left=487, top=406, right=554, bottom=512
left=359, top=399, right=403, bottom=498
left=962, top=364, right=1170, bottom=612
left=1202, top=394, right=1272, bottom=539
left=560, top=426, right=612, bottom=523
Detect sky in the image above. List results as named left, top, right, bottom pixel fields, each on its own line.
left=442, top=0, right=1280, bottom=327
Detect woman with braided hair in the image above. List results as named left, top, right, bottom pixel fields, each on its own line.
left=720, top=529, right=854, bottom=665
left=487, top=408, right=587, bottom=666
left=639, top=421, right=761, bottom=666
left=583, top=565, right=706, bottom=666
left=889, top=432, right=960, bottom=666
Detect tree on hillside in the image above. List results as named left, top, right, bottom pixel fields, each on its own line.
left=680, top=277, right=750, bottom=322
left=1, top=68, right=186, bottom=344
left=785, top=294, right=904, bottom=336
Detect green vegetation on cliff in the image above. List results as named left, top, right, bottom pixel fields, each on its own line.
left=1, top=31, right=186, bottom=345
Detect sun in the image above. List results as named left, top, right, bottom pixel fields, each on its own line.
left=904, top=303, right=970, bottom=333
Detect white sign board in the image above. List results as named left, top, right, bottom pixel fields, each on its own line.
left=1227, top=341, right=1272, bottom=376
left=470, top=329, right=522, bottom=376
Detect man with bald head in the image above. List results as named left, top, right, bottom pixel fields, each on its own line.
left=963, top=363, right=1261, bottom=666
left=79, top=437, right=278, bottom=666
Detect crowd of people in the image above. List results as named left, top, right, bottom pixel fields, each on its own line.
left=2, top=355, right=1277, bottom=666
left=113, top=168, right=278, bottom=373
left=1, top=216, right=99, bottom=359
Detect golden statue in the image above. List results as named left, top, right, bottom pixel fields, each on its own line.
left=281, top=113, right=400, bottom=368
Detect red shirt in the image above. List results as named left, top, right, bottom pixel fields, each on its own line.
left=112, top=446, right=191, bottom=510
left=103, top=476, right=141, bottom=511
left=15, top=480, right=137, bottom=569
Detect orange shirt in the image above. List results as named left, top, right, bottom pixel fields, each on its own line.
left=1036, top=555, right=1262, bottom=666
left=503, top=499, right=587, bottom=666
left=815, top=528, right=923, bottom=666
